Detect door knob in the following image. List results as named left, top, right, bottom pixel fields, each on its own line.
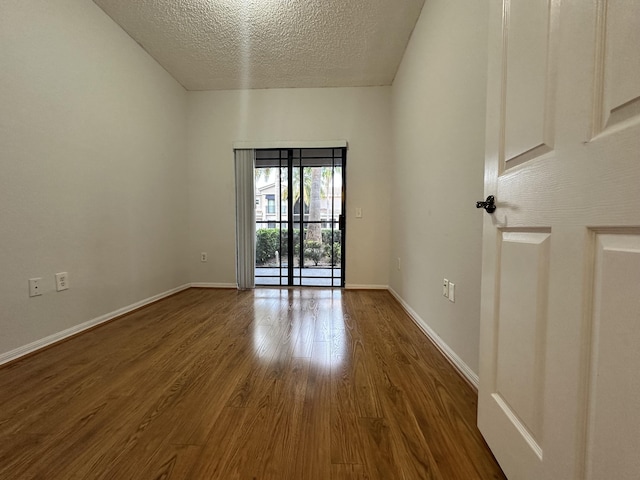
left=476, top=195, right=496, bottom=214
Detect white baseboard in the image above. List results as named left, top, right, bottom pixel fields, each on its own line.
left=0, top=284, right=191, bottom=367
left=388, top=287, right=479, bottom=390
left=345, top=284, right=389, bottom=290
left=190, top=283, right=237, bottom=289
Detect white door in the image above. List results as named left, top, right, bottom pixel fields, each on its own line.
left=477, top=0, right=640, bottom=479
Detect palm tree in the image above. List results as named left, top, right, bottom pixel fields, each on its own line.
left=254, top=167, right=272, bottom=183
left=280, top=166, right=312, bottom=215
left=306, top=167, right=323, bottom=243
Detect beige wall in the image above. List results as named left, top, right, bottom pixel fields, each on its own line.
left=187, top=87, right=392, bottom=288
left=0, top=0, right=189, bottom=357
left=389, top=0, right=489, bottom=375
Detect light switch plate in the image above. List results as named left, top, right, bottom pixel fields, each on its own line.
left=448, top=282, right=455, bottom=302
left=443, top=279, right=449, bottom=297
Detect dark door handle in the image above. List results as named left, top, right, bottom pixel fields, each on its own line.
left=476, top=195, right=496, bottom=214
left=338, top=214, right=345, bottom=230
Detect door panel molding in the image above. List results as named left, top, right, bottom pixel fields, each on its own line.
left=499, top=0, right=558, bottom=171
left=492, top=393, right=543, bottom=459
left=495, top=231, right=550, bottom=444
left=583, top=229, right=640, bottom=480
left=591, top=0, right=640, bottom=137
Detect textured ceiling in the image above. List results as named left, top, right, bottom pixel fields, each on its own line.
left=92, top=0, right=425, bottom=91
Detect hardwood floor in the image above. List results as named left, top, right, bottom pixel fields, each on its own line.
left=0, top=288, right=506, bottom=479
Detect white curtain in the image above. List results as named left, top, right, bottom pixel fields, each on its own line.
left=234, top=149, right=256, bottom=290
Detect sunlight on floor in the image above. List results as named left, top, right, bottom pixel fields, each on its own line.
left=252, top=288, right=345, bottom=369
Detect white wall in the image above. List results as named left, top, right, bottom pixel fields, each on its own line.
left=0, top=0, right=189, bottom=358
left=389, top=0, right=489, bottom=374
left=187, top=87, right=392, bottom=288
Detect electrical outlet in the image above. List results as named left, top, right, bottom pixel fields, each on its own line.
left=443, top=278, right=449, bottom=297
left=448, top=282, right=455, bottom=302
left=201, top=252, right=208, bottom=262
left=55, top=272, right=69, bottom=291
left=29, top=278, right=42, bottom=297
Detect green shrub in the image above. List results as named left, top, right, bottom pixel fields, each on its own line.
left=324, top=242, right=342, bottom=266
left=304, top=241, right=323, bottom=266
left=258, top=228, right=341, bottom=264
left=321, top=229, right=341, bottom=245
left=278, top=228, right=301, bottom=257
left=255, top=228, right=280, bottom=264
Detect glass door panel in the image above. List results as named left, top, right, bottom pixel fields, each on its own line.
left=255, top=148, right=345, bottom=287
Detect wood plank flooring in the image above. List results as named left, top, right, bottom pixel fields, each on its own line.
left=0, top=288, right=506, bottom=479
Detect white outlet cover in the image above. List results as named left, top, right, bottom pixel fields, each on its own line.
left=29, top=278, right=42, bottom=297
left=55, top=272, right=69, bottom=291
left=448, top=282, right=455, bottom=302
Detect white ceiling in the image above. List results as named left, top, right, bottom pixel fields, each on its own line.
left=92, top=0, right=425, bottom=91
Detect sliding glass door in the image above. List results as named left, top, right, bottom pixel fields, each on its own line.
left=254, top=148, right=346, bottom=287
